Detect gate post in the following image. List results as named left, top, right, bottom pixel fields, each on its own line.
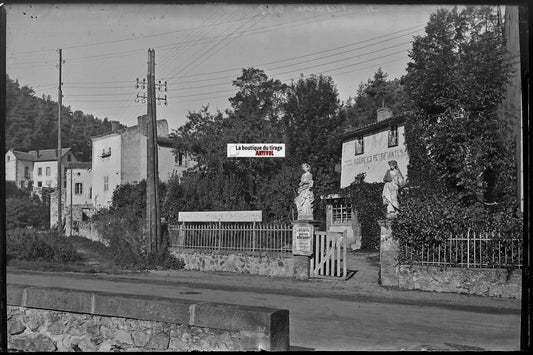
left=378, top=217, right=399, bottom=287
left=291, top=221, right=314, bottom=280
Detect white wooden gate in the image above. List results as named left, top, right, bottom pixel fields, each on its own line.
left=310, top=231, right=347, bottom=278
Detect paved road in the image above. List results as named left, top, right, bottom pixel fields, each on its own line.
left=7, top=270, right=521, bottom=351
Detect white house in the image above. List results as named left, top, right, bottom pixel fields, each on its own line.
left=91, top=116, right=194, bottom=209
left=5, top=148, right=79, bottom=195
left=340, top=107, right=408, bottom=187
left=5, top=149, right=34, bottom=189
left=325, top=107, right=409, bottom=250
left=32, top=148, right=79, bottom=193
left=62, top=162, right=94, bottom=236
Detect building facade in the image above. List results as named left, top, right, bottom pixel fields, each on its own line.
left=340, top=108, right=408, bottom=187
left=5, top=149, right=34, bottom=189
left=5, top=148, right=79, bottom=194
left=325, top=107, right=409, bottom=250
left=91, top=116, right=193, bottom=209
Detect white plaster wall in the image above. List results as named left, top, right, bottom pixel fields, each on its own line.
left=340, top=125, right=408, bottom=187
left=66, top=168, right=93, bottom=206
left=5, top=151, right=17, bottom=182
left=92, top=134, right=121, bottom=209
left=33, top=161, right=58, bottom=188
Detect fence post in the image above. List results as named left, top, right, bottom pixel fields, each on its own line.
left=217, top=220, right=221, bottom=251
left=466, top=228, right=470, bottom=268
left=177, top=222, right=185, bottom=249
left=252, top=221, right=256, bottom=252
left=378, top=218, right=399, bottom=287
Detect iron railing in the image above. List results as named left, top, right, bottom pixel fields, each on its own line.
left=169, top=222, right=293, bottom=255
left=399, top=229, right=523, bottom=269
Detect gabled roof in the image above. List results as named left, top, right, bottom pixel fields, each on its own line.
left=342, top=115, right=406, bottom=142
left=28, top=148, right=76, bottom=162
left=11, top=150, right=35, bottom=161
left=64, top=162, right=92, bottom=169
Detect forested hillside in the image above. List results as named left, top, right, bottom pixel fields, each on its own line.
left=5, top=74, right=124, bottom=162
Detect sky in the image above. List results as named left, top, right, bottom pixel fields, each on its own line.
left=5, top=3, right=454, bottom=132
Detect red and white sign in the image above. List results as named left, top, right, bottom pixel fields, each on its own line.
left=227, top=143, right=285, bottom=158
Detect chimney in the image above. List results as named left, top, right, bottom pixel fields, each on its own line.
left=111, top=121, right=120, bottom=132
left=376, top=107, right=393, bottom=122
left=36, top=149, right=40, bottom=158
left=137, top=115, right=149, bottom=136
left=55, top=149, right=59, bottom=157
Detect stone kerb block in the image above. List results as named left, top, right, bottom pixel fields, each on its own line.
left=7, top=285, right=291, bottom=351
left=378, top=218, right=400, bottom=287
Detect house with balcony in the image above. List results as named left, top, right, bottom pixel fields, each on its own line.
left=5, top=149, right=34, bottom=189
left=5, top=148, right=80, bottom=198
left=325, top=107, right=409, bottom=250
left=91, top=116, right=195, bottom=209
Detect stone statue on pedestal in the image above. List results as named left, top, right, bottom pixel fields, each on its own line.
left=294, top=163, right=314, bottom=220
left=382, top=160, right=405, bottom=217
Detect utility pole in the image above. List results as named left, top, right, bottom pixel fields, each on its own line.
left=136, top=49, right=167, bottom=254
left=57, top=49, right=64, bottom=233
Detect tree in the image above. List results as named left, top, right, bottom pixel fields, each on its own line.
left=394, top=6, right=519, bottom=243
left=344, top=68, right=413, bottom=129
left=4, top=74, right=120, bottom=160
left=167, top=69, right=344, bottom=222
left=283, top=74, right=343, bottom=198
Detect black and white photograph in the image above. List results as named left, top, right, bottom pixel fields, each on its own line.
left=1, top=2, right=529, bottom=352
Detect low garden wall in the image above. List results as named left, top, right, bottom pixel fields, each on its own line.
left=379, top=218, right=522, bottom=299
left=398, top=265, right=522, bottom=299
left=169, top=249, right=295, bottom=278
left=7, top=285, right=290, bottom=351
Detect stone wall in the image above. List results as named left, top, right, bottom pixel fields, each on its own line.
left=379, top=218, right=522, bottom=298
left=398, top=266, right=522, bottom=299
left=170, top=249, right=295, bottom=278
left=7, top=285, right=290, bottom=352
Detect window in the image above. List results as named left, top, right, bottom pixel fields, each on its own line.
left=388, top=125, right=398, bottom=147
left=38, top=167, right=42, bottom=176
left=104, top=176, right=109, bottom=191
left=24, top=166, right=30, bottom=179
left=101, top=147, right=111, bottom=158
left=37, top=181, right=42, bottom=187
left=46, top=167, right=51, bottom=176
left=67, top=154, right=71, bottom=162
left=7, top=156, right=10, bottom=161
left=354, top=136, right=364, bottom=155
left=89, top=187, right=92, bottom=199
left=332, top=200, right=352, bottom=224
left=176, top=152, right=184, bottom=166
left=75, top=183, right=83, bottom=195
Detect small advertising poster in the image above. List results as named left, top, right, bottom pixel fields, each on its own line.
left=292, top=224, right=314, bottom=256
left=227, top=143, right=285, bottom=158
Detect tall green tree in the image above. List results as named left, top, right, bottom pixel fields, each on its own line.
left=394, top=6, right=520, bottom=243
left=344, top=68, right=413, bottom=129
left=5, top=74, right=120, bottom=161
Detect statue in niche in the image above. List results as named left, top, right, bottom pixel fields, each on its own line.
left=382, top=160, right=405, bottom=217
left=294, top=163, right=314, bottom=220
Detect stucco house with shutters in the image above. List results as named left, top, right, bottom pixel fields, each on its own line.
left=324, top=107, right=409, bottom=250
left=5, top=147, right=80, bottom=196
left=90, top=116, right=194, bottom=210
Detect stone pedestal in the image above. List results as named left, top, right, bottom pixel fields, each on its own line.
left=378, top=217, right=399, bottom=287
left=291, top=220, right=318, bottom=280
left=293, top=255, right=310, bottom=280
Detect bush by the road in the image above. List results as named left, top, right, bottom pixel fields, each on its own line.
left=7, top=229, right=81, bottom=264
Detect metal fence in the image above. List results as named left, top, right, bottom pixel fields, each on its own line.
left=399, top=230, right=523, bottom=269
left=169, top=222, right=293, bottom=255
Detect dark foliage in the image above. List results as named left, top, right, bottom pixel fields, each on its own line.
left=5, top=74, right=124, bottom=160
left=6, top=229, right=80, bottom=264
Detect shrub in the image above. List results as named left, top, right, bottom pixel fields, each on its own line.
left=7, top=229, right=80, bottom=264
left=341, top=175, right=386, bottom=250
left=6, top=196, right=49, bottom=230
